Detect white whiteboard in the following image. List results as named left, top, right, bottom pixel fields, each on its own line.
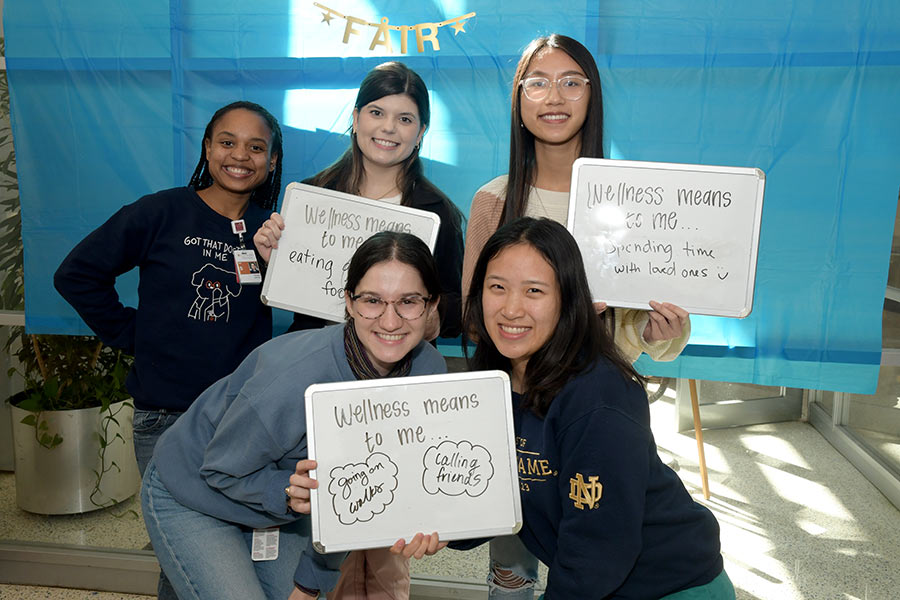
left=261, top=183, right=441, bottom=320
left=305, top=370, right=521, bottom=553
left=567, top=158, right=765, bottom=318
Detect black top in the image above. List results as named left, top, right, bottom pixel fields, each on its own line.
left=54, top=187, right=272, bottom=411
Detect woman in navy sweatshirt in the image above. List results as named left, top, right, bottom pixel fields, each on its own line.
left=54, top=101, right=283, bottom=600
left=54, top=101, right=283, bottom=477
left=461, top=217, right=734, bottom=599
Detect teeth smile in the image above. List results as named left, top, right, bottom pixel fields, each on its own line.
left=377, top=333, right=405, bottom=341
left=224, top=166, right=252, bottom=175
left=540, top=114, right=569, bottom=122
left=373, top=138, right=399, bottom=147
left=500, top=325, right=529, bottom=334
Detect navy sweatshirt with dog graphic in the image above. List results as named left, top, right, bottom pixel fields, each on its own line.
left=54, top=187, right=271, bottom=411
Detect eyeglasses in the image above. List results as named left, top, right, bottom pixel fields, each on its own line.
left=350, top=293, right=432, bottom=321
left=519, top=76, right=590, bottom=102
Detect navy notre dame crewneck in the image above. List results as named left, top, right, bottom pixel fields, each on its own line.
left=512, top=358, right=723, bottom=598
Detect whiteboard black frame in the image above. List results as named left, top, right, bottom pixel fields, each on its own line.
left=260, top=182, right=441, bottom=320
left=305, top=370, right=522, bottom=554
left=566, top=158, right=766, bottom=318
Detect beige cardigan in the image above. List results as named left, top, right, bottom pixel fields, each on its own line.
left=462, top=176, right=690, bottom=364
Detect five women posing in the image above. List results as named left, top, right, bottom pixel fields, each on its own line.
left=57, top=33, right=729, bottom=600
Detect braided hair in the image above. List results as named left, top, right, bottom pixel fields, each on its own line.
left=188, top=101, right=284, bottom=211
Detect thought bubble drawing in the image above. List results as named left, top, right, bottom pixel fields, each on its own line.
left=328, top=452, right=398, bottom=525
left=422, top=440, right=493, bottom=497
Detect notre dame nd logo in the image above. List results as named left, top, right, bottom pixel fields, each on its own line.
left=568, top=473, right=602, bottom=510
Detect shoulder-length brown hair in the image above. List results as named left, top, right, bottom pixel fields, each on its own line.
left=311, top=61, right=444, bottom=207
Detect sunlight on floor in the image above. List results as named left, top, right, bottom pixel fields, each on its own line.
left=648, top=395, right=900, bottom=599
left=757, top=462, right=853, bottom=521
left=2, top=393, right=898, bottom=599
left=738, top=434, right=812, bottom=471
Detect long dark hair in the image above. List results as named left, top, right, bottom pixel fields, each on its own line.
left=188, top=101, right=284, bottom=211
left=345, top=231, right=441, bottom=308
left=502, top=34, right=604, bottom=225
left=311, top=62, right=457, bottom=219
left=463, top=218, right=641, bottom=417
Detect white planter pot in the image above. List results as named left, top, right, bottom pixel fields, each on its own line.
left=10, top=399, right=140, bottom=515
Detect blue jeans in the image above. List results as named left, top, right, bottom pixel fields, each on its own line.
left=142, top=458, right=345, bottom=600
left=487, top=535, right=539, bottom=599
left=133, top=408, right=183, bottom=600
left=133, top=408, right=184, bottom=476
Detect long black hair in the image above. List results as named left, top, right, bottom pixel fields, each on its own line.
left=345, top=231, right=441, bottom=308
left=188, top=101, right=284, bottom=211
left=502, top=34, right=604, bottom=225
left=463, top=218, right=641, bottom=417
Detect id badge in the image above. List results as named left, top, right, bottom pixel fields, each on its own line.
left=251, top=527, right=279, bottom=561
left=234, top=249, right=262, bottom=285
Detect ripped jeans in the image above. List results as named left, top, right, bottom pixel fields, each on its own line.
left=488, top=535, right=539, bottom=599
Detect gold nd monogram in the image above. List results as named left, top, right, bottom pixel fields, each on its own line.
left=568, top=473, right=602, bottom=510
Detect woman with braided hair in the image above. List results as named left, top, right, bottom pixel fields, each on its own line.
left=55, top=100, right=283, bottom=599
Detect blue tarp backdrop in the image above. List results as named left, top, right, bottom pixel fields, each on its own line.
left=4, top=1, right=899, bottom=393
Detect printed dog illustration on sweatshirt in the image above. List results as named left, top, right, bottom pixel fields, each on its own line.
left=188, top=263, right=241, bottom=322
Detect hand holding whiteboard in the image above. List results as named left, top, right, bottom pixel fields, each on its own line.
left=305, top=370, right=521, bottom=553
left=567, top=158, right=765, bottom=318
left=261, top=183, right=441, bottom=320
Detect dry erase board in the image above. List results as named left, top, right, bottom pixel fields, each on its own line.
left=567, top=158, right=765, bottom=318
left=261, top=183, right=441, bottom=320
left=305, top=370, right=521, bottom=553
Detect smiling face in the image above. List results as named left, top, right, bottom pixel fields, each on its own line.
left=202, top=108, right=277, bottom=201
left=345, top=259, right=436, bottom=376
left=481, top=243, right=561, bottom=389
left=353, top=93, right=426, bottom=174
left=519, top=47, right=590, bottom=150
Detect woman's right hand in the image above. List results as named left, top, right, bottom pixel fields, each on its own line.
left=391, top=531, right=446, bottom=559
left=253, top=212, right=285, bottom=264
left=286, top=459, right=318, bottom=514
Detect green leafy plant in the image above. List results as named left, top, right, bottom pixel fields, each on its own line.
left=0, top=38, right=23, bottom=313
left=7, top=334, right=135, bottom=512
left=8, top=334, right=132, bottom=445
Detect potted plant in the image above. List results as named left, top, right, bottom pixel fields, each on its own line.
left=0, top=44, right=139, bottom=515
left=6, top=331, right=140, bottom=515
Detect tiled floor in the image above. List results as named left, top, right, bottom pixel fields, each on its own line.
left=0, top=586, right=150, bottom=599
left=2, top=389, right=899, bottom=599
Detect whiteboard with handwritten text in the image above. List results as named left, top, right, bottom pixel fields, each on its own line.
left=305, top=370, right=521, bottom=553
left=567, top=158, right=765, bottom=318
left=260, top=183, right=441, bottom=320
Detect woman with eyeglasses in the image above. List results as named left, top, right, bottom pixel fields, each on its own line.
left=141, top=232, right=446, bottom=600
left=460, top=34, right=692, bottom=598
left=253, top=59, right=463, bottom=600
